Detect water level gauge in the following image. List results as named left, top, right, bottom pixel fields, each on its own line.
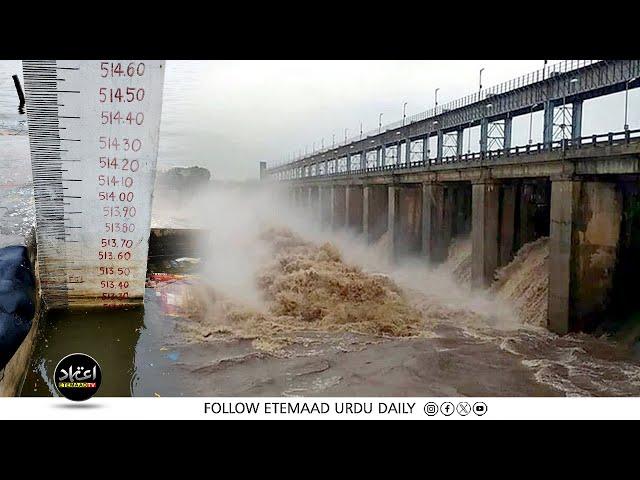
left=23, top=60, right=165, bottom=310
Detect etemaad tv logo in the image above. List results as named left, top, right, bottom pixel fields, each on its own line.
left=54, top=353, right=102, bottom=401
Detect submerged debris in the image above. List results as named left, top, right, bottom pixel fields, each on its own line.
left=146, top=273, right=187, bottom=288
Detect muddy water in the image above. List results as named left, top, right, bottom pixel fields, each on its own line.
left=21, top=288, right=205, bottom=397
left=22, top=270, right=640, bottom=396
left=23, top=307, right=144, bottom=396
left=15, top=220, right=640, bottom=397
left=19, top=289, right=563, bottom=397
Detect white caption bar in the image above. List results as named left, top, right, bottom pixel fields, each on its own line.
left=1, top=397, right=640, bottom=420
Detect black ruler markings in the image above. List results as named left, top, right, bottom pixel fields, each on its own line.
left=23, top=60, right=82, bottom=309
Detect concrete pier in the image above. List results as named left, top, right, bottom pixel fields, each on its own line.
left=548, top=178, right=622, bottom=334
left=422, top=183, right=447, bottom=263
left=332, top=186, right=347, bottom=230
left=310, top=186, right=320, bottom=223
left=300, top=187, right=309, bottom=209
left=320, top=186, right=332, bottom=229
left=364, top=185, right=388, bottom=244
left=346, top=186, right=364, bottom=234
left=395, top=185, right=422, bottom=258
left=471, top=180, right=500, bottom=289
left=388, top=185, right=397, bottom=258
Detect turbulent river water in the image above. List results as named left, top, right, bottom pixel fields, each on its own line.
left=3, top=60, right=640, bottom=397
left=149, top=186, right=640, bottom=397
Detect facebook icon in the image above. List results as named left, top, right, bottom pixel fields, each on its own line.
left=440, top=401, right=454, bottom=416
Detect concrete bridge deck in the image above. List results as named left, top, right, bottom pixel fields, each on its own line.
left=286, top=131, right=640, bottom=185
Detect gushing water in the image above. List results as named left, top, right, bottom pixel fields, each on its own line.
left=148, top=182, right=640, bottom=396
left=492, top=237, right=549, bottom=327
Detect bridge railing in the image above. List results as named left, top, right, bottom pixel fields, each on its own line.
left=277, top=128, right=640, bottom=179
left=270, top=59, right=601, bottom=170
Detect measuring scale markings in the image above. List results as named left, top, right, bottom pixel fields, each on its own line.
left=23, top=60, right=165, bottom=309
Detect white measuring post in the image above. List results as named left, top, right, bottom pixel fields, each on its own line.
left=22, top=60, right=165, bottom=310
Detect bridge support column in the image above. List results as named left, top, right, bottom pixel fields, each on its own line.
left=309, top=186, right=320, bottom=224
left=388, top=185, right=397, bottom=260
left=422, top=136, right=429, bottom=164
left=543, top=100, right=554, bottom=148
left=320, top=186, right=332, bottom=229
left=421, top=182, right=449, bottom=264
left=308, top=185, right=314, bottom=213
left=499, top=184, right=516, bottom=267
left=329, top=186, right=336, bottom=227
left=395, top=185, right=422, bottom=258
left=305, top=187, right=312, bottom=209
left=295, top=187, right=303, bottom=208
left=548, top=178, right=622, bottom=334
left=363, top=186, right=369, bottom=239
left=504, top=116, right=513, bottom=151
left=471, top=180, right=500, bottom=288
left=572, top=100, right=583, bottom=140
left=289, top=187, right=296, bottom=207
left=363, top=185, right=389, bottom=244
left=456, top=129, right=464, bottom=157
left=436, top=130, right=444, bottom=163
left=332, top=185, right=346, bottom=230
left=346, top=154, right=351, bottom=172
left=405, top=139, right=411, bottom=163
left=480, top=118, right=489, bottom=153
left=346, top=185, right=363, bottom=234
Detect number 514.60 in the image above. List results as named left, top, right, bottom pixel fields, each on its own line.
left=100, top=62, right=145, bottom=77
